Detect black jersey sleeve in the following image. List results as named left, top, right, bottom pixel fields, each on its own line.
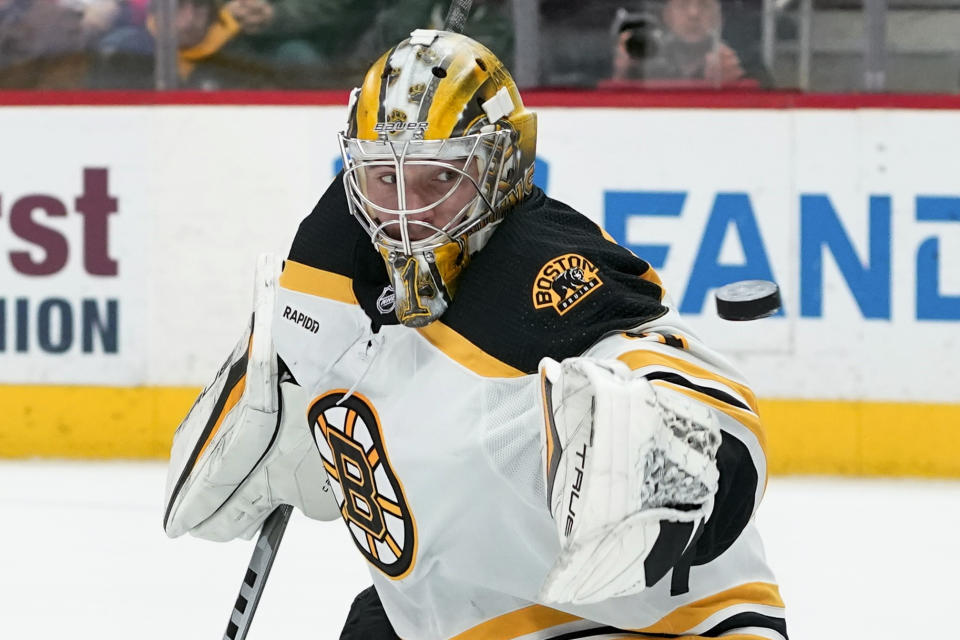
left=438, top=188, right=668, bottom=374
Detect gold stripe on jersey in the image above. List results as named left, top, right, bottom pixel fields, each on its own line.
left=449, top=605, right=580, bottom=640
left=635, top=581, right=784, bottom=635
left=447, top=581, right=783, bottom=640
left=278, top=260, right=357, bottom=305
left=417, top=321, right=525, bottom=378
left=617, top=349, right=760, bottom=415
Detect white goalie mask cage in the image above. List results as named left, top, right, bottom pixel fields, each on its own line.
left=338, top=128, right=514, bottom=257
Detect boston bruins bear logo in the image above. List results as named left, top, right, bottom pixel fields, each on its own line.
left=551, top=267, right=590, bottom=298
left=533, top=253, right=603, bottom=315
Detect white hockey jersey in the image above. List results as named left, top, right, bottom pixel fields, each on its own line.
left=264, top=181, right=786, bottom=639
left=165, top=178, right=786, bottom=639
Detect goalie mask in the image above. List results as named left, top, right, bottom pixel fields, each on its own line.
left=339, top=29, right=537, bottom=327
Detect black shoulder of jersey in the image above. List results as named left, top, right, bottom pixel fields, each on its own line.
left=443, top=188, right=668, bottom=374
left=287, top=173, right=367, bottom=276
left=286, top=175, right=397, bottom=327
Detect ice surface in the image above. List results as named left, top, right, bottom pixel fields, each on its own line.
left=0, top=461, right=956, bottom=639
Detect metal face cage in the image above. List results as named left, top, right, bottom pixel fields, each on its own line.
left=339, top=129, right=513, bottom=257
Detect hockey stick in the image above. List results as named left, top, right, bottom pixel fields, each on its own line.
left=443, top=0, right=472, bottom=33
left=222, top=504, right=293, bottom=640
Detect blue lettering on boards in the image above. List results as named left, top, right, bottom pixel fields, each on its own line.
left=800, top=195, right=891, bottom=319
left=916, top=196, right=960, bottom=321
left=603, top=191, right=686, bottom=269
left=680, top=193, right=779, bottom=315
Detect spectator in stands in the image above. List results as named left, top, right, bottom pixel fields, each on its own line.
left=78, top=0, right=122, bottom=46
left=90, top=0, right=272, bottom=89
left=373, top=0, right=512, bottom=65
left=222, top=0, right=322, bottom=72
left=219, top=0, right=511, bottom=89
left=89, top=0, right=511, bottom=90
left=295, top=0, right=513, bottom=89
left=77, top=0, right=149, bottom=46
left=0, top=0, right=86, bottom=88
left=216, top=0, right=361, bottom=88
left=610, top=0, right=772, bottom=87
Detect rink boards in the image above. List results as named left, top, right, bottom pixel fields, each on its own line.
left=1, top=100, right=957, bottom=476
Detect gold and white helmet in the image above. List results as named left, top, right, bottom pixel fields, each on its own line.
left=339, top=29, right=537, bottom=327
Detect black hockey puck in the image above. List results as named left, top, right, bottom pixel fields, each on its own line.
left=715, top=280, right=781, bottom=321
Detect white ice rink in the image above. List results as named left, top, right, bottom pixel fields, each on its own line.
left=2, top=461, right=957, bottom=639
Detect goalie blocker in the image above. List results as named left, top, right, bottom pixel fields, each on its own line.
left=163, top=254, right=338, bottom=543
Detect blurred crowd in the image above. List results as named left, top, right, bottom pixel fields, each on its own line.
left=0, top=0, right=513, bottom=89
left=0, top=0, right=776, bottom=91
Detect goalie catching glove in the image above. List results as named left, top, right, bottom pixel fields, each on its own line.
left=538, top=357, right=721, bottom=605
left=163, top=254, right=338, bottom=542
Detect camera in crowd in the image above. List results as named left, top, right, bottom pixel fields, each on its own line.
left=611, top=7, right=673, bottom=60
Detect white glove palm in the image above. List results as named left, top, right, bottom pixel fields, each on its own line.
left=538, top=357, right=721, bottom=605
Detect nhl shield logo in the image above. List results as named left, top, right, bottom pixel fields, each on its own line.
left=376, top=285, right=396, bottom=315
left=532, top=253, right=603, bottom=315
left=308, top=391, right=417, bottom=579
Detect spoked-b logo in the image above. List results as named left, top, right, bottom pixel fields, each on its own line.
left=308, top=390, right=416, bottom=579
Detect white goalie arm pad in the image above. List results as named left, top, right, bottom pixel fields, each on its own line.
left=537, top=356, right=721, bottom=605
left=163, top=254, right=339, bottom=542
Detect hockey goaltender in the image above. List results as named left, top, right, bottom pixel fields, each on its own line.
left=162, top=27, right=787, bottom=640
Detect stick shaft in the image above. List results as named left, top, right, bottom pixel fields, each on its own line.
left=443, top=0, right=472, bottom=33
left=222, top=504, right=294, bottom=640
